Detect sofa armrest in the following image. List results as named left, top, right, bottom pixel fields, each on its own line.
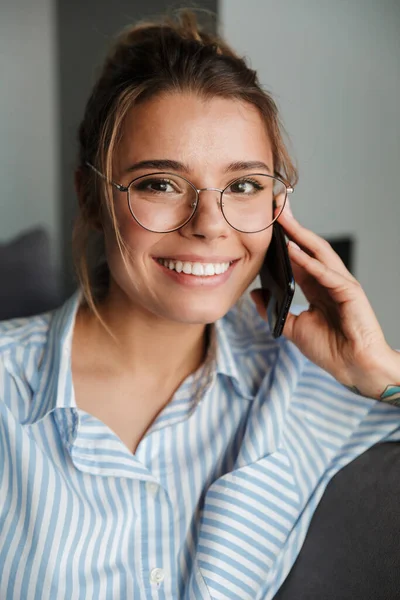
left=274, top=442, right=400, bottom=600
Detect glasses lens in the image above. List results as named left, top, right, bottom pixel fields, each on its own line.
left=128, top=174, right=197, bottom=232
left=221, top=175, right=287, bottom=233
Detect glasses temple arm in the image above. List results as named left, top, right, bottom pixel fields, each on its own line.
left=85, top=161, right=128, bottom=192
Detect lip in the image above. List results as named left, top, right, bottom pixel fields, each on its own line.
left=153, top=254, right=239, bottom=263
left=153, top=257, right=240, bottom=287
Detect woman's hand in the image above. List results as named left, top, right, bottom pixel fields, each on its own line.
left=251, top=197, right=400, bottom=403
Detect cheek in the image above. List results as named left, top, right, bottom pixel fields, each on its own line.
left=104, top=199, right=158, bottom=255
left=102, top=211, right=160, bottom=281
left=238, top=228, right=273, bottom=288
left=246, top=228, right=273, bottom=267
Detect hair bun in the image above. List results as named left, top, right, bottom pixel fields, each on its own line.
left=177, top=9, right=203, bottom=42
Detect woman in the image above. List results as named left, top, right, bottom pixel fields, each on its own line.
left=1, top=9, right=400, bottom=600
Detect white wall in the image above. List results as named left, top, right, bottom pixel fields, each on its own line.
left=0, top=0, right=59, bottom=265
left=220, top=0, right=400, bottom=347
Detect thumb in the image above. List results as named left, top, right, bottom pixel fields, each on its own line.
left=281, top=311, right=298, bottom=343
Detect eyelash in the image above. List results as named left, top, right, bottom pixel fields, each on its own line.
left=135, top=178, right=176, bottom=192
left=134, top=176, right=265, bottom=193
left=228, top=178, right=264, bottom=191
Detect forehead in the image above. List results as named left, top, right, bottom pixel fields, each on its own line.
left=116, top=92, right=273, bottom=174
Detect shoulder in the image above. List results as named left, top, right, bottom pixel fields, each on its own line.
left=217, top=293, right=308, bottom=396
left=0, top=311, right=53, bottom=419
left=0, top=312, right=51, bottom=353
left=222, top=293, right=377, bottom=409
left=221, top=292, right=305, bottom=362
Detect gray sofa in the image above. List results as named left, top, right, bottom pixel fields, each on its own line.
left=274, top=441, right=400, bottom=599
left=0, top=227, right=63, bottom=320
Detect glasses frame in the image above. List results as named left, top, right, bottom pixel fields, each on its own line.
left=86, top=162, right=294, bottom=234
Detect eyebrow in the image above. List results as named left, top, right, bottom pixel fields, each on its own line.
left=124, top=159, right=273, bottom=175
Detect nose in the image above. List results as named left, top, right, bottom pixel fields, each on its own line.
left=181, top=188, right=230, bottom=240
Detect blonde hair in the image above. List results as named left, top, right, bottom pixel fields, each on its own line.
left=73, top=7, right=299, bottom=331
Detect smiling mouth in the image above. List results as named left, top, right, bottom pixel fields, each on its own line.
left=156, top=258, right=235, bottom=276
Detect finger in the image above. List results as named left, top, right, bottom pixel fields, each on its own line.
left=290, top=259, right=339, bottom=321
left=275, top=199, right=356, bottom=282
left=290, top=255, right=336, bottom=298
left=290, top=257, right=312, bottom=288
left=289, top=259, right=322, bottom=303
left=288, top=241, right=361, bottom=304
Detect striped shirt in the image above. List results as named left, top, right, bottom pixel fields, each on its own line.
left=0, top=290, right=399, bottom=600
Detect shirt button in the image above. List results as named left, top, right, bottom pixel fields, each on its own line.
left=149, top=567, right=165, bottom=584
left=147, top=482, right=158, bottom=495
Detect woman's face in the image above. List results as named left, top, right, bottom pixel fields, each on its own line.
left=104, top=92, right=274, bottom=324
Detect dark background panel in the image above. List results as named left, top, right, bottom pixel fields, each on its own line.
left=326, top=236, right=354, bottom=273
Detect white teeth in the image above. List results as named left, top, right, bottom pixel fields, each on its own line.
left=182, top=262, right=192, bottom=274
left=158, top=259, right=231, bottom=276
left=192, top=263, right=204, bottom=276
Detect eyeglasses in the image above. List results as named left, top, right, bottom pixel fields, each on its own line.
left=86, top=162, right=294, bottom=234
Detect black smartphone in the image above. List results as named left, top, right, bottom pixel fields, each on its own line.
left=259, top=221, right=295, bottom=338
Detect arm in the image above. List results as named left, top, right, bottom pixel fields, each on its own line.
left=344, top=348, right=400, bottom=404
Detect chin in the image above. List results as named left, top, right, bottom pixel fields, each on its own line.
left=159, top=296, right=236, bottom=325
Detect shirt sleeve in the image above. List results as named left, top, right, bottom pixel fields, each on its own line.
left=291, top=356, right=400, bottom=463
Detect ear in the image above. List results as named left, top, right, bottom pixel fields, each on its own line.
left=74, top=167, right=103, bottom=232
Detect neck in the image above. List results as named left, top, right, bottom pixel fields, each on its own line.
left=76, top=286, right=208, bottom=387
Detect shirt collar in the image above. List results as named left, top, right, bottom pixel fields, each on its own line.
left=213, top=295, right=270, bottom=400
left=25, top=290, right=81, bottom=424
left=26, top=290, right=257, bottom=425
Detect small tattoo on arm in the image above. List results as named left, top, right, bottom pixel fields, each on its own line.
left=345, top=385, right=363, bottom=396
left=380, top=385, right=400, bottom=406
left=344, top=384, right=400, bottom=406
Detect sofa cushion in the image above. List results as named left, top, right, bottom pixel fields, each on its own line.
left=0, top=228, right=62, bottom=320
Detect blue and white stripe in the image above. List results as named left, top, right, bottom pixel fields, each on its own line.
left=0, top=291, right=399, bottom=599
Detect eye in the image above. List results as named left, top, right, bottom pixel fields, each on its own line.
left=134, top=177, right=180, bottom=194
left=228, top=178, right=264, bottom=194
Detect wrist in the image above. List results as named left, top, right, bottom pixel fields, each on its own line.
left=346, top=346, right=400, bottom=404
